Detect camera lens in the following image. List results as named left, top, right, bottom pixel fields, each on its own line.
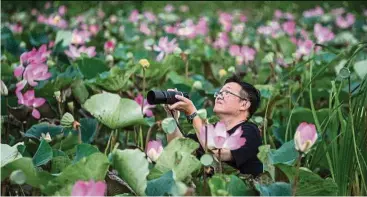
left=147, top=90, right=189, bottom=105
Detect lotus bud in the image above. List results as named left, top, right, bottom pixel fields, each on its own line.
left=1, top=80, right=8, bottom=96
left=104, top=31, right=111, bottom=39
left=294, top=122, right=318, bottom=153
left=67, top=101, right=74, bottom=112
left=126, top=52, right=133, bottom=59
left=47, top=59, right=55, bottom=67
left=219, top=69, right=227, bottom=78
left=20, top=41, right=26, bottom=48
left=40, top=132, right=52, bottom=142
left=106, top=54, right=114, bottom=63
left=54, top=91, right=61, bottom=102
left=139, top=59, right=150, bottom=69
left=228, top=66, right=235, bottom=73
left=146, top=140, right=163, bottom=162
left=193, top=81, right=203, bottom=90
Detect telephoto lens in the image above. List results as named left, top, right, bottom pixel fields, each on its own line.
left=147, top=90, right=189, bottom=105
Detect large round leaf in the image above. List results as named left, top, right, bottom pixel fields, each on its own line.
left=111, top=149, right=149, bottom=196
left=1, top=143, right=23, bottom=167
left=1, top=157, right=54, bottom=188
left=83, top=92, right=146, bottom=129
left=42, top=152, right=109, bottom=195
left=148, top=138, right=201, bottom=181
left=276, top=164, right=338, bottom=196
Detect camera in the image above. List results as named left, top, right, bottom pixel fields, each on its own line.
left=147, top=90, right=189, bottom=105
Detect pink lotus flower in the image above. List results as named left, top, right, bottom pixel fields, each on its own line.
left=104, top=40, right=115, bottom=54
left=284, top=12, right=295, bottom=20
left=239, top=14, right=247, bottom=22
left=257, top=26, right=273, bottom=36
left=303, top=6, right=324, bottom=18
left=229, top=45, right=256, bottom=65
left=314, top=23, right=335, bottom=44
left=97, top=9, right=105, bottom=19
left=64, top=45, right=96, bottom=60
left=76, top=15, right=86, bottom=24
left=274, top=10, right=283, bottom=19
left=109, top=15, right=118, bottom=24
left=294, top=122, right=318, bottom=153
left=213, top=32, right=229, bottom=50
left=331, top=8, right=345, bottom=16
left=44, top=2, right=51, bottom=9
left=146, top=140, right=163, bottom=162
left=45, top=15, right=68, bottom=29
left=48, top=41, right=55, bottom=48
left=164, top=24, right=179, bottom=34
left=16, top=90, right=46, bottom=119
left=71, top=180, right=107, bottom=196
left=196, top=17, right=209, bottom=36
left=282, top=21, right=296, bottom=36
left=129, top=10, right=139, bottom=23
left=89, top=24, right=99, bottom=36
left=144, top=11, right=157, bottom=23
left=274, top=10, right=294, bottom=20
left=14, top=44, right=51, bottom=77
left=300, top=29, right=310, bottom=40
left=139, top=23, right=152, bottom=36
left=335, top=13, right=355, bottom=29
left=58, top=5, right=67, bottom=16
left=219, top=12, right=233, bottom=32
left=177, top=20, right=196, bottom=39
left=199, top=122, right=246, bottom=150
left=18, top=64, right=52, bottom=87
left=134, top=94, right=156, bottom=117
left=71, top=30, right=91, bottom=45
left=164, top=4, right=175, bottom=13
left=31, top=9, right=38, bottom=16
left=80, top=23, right=88, bottom=31
left=233, top=24, right=245, bottom=34
left=295, top=39, right=314, bottom=59
left=37, top=15, right=47, bottom=23
left=153, top=37, right=178, bottom=62
left=10, top=22, right=23, bottom=34
left=258, top=21, right=281, bottom=38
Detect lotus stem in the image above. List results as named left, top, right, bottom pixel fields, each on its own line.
left=219, top=148, right=222, bottom=174
left=292, top=153, right=302, bottom=196
left=77, top=125, right=82, bottom=144
left=145, top=123, right=156, bottom=153
left=104, top=130, right=113, bottom=155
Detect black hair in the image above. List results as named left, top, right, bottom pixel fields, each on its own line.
left=224, top=75, right=261, bottom=119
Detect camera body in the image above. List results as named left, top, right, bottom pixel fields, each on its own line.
left=147, top=90, right=189, bottom=105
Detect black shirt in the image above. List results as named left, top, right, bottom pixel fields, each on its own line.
left=186, top=121, right=263, bottom=177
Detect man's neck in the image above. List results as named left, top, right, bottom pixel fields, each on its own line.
left=219, top=114, right=247, bottom=131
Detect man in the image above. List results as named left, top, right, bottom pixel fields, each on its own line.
left=165, top=75, right=263, bottom=177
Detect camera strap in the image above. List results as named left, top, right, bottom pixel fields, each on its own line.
left=169, top=110, right=184, bottom=134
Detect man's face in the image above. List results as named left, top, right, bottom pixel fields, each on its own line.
left=213, top=82, right=248, bottom=115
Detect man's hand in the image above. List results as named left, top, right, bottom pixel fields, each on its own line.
left=212, top=149, right=233, bottom=162
left=167, top=94, right=197, bottom=116
left=163, top=89, right=180, bottom=120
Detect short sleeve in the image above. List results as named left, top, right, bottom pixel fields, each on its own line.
left=230, top=123, right=262, bottom=168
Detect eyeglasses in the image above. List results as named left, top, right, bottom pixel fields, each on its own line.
left=214, top=90, right=248, bottom=101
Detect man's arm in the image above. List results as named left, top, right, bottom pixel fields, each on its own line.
left=167, top=95, right=209, bottom=147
